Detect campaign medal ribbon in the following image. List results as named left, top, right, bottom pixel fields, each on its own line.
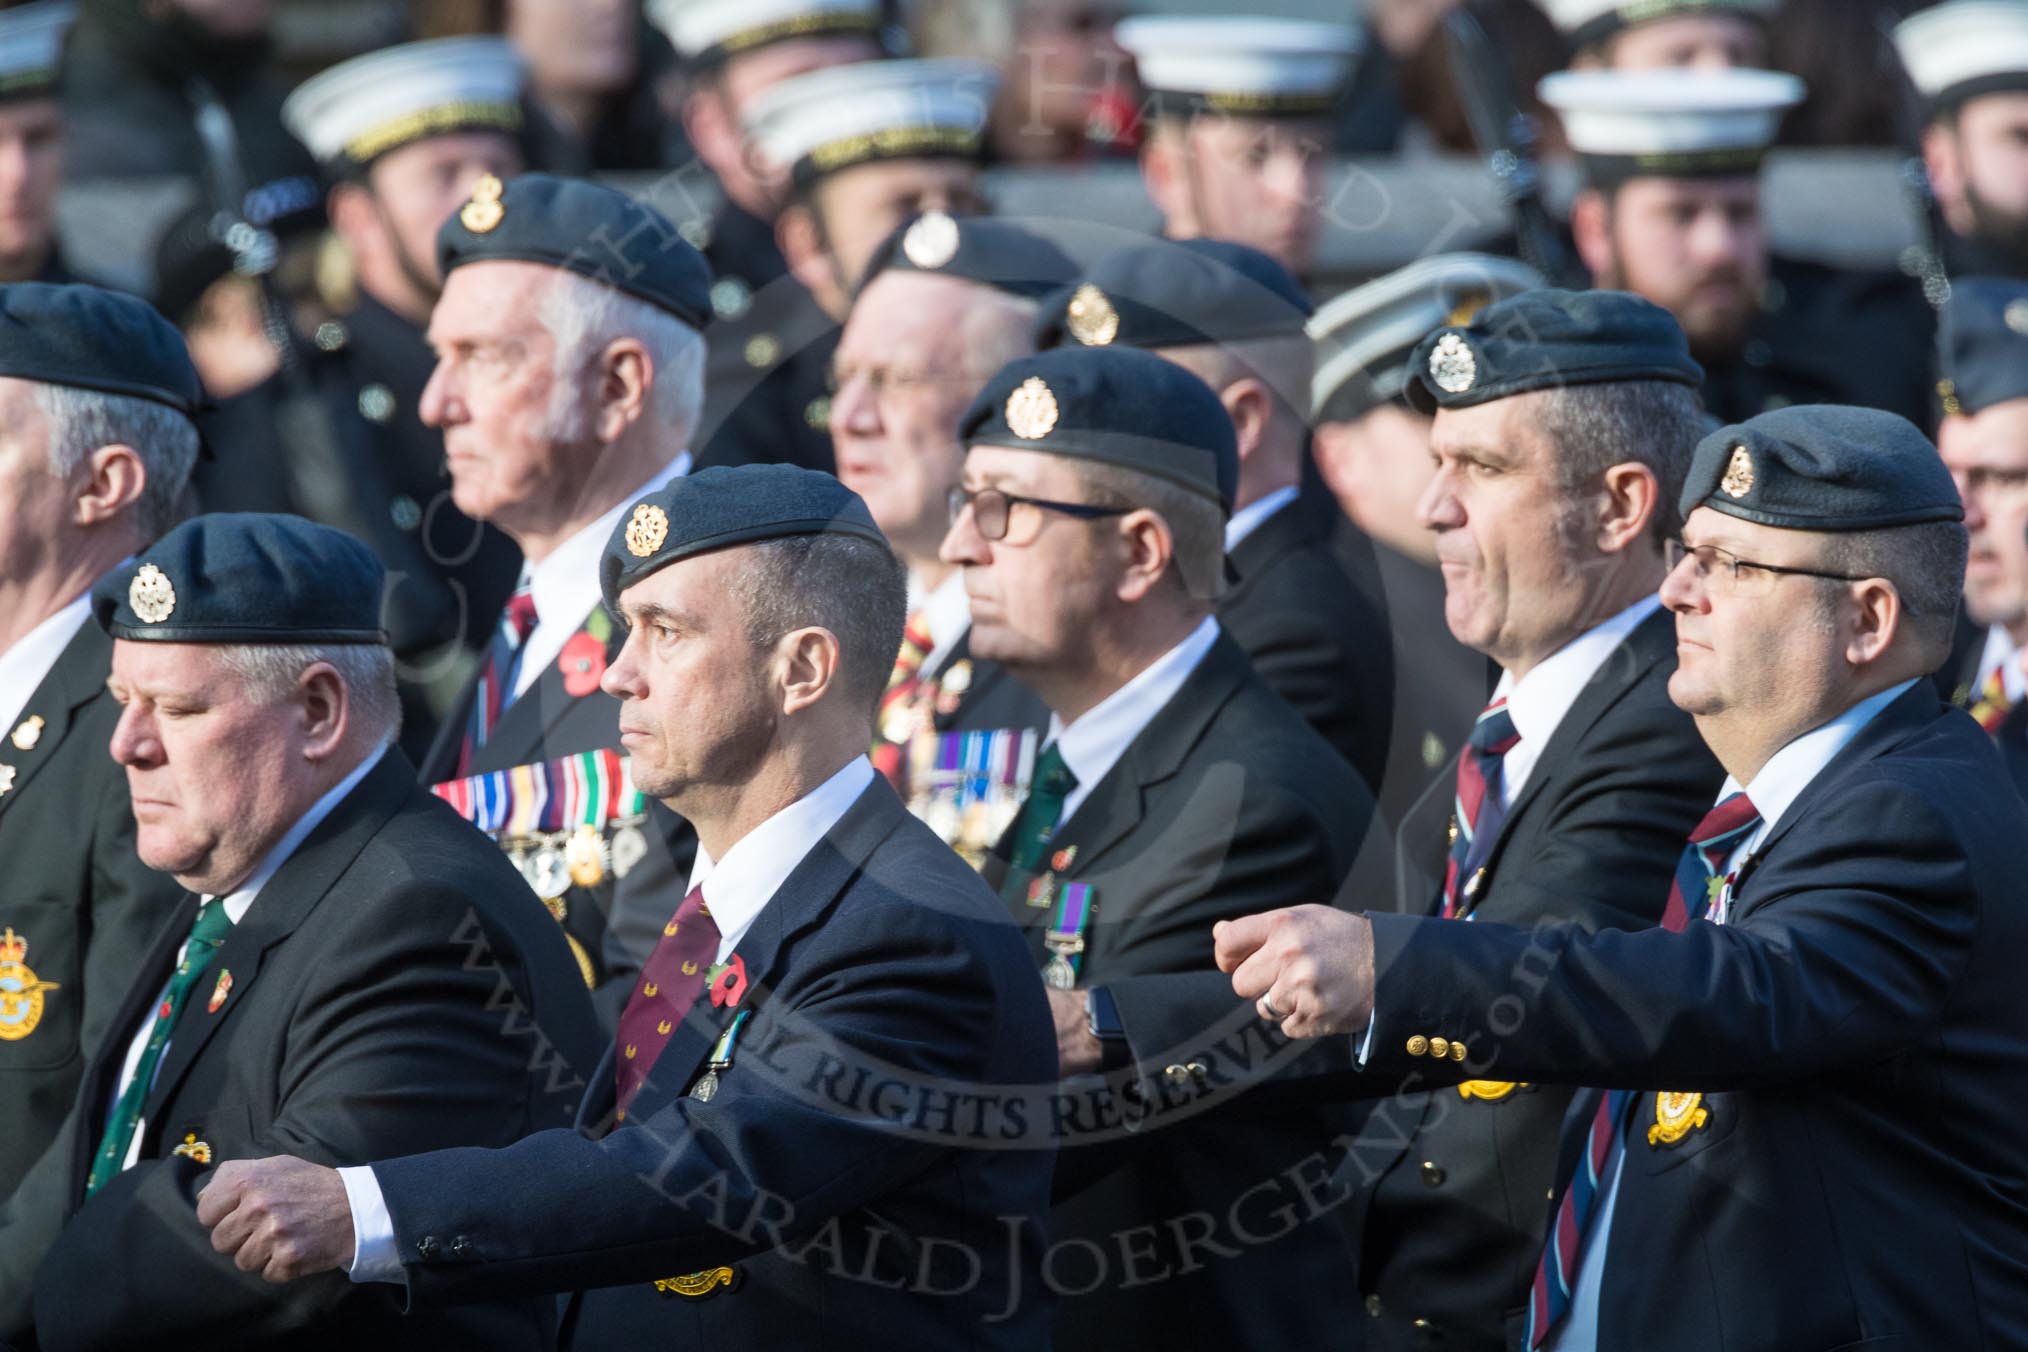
left=690, top=1008, right=752, bottom=1103
left=1043, top=883, right=1094, bottom=989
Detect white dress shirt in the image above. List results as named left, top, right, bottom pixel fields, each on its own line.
left=1492, top=595, right=1662, bottom=808
left=1048, top=617, right=1220, bottom=824
left=107, top=744, right=389, bottom=1171
left=913, top=569, right=973, bottom=682
left=1546, top=677, right=1916, bottom=1350
left=1976, top=625, right=2028, bottom=705
left=512, top=452, right=691, bottom=699
left=0, top=591, right=92, bottom=734
left=343, top=754, right=879, bottom=1283
left=1224, top=484, right=1300, bottom=553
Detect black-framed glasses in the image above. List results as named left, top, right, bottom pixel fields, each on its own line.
left=947, top=486, right=1130, bottom=542
left=1665, top=538, right=1870, bottom=589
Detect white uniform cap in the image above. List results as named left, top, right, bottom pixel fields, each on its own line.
left=1310, top=254, right=1545, bottom=421
left=0, top=1, right=74, bottom=100
left=282, top=37, right=526, bottom=172
left=1114, top=15, right=1361, bottom=118
left=743, top=57, right=997, bottom=186
left=1894, top=1, right=2028, bottom=111
left=644, top=0, right=882, bottom=65
left=1539, top=0, right=1777, bottom=53
left=1539, top=67, right=1803, bottom=181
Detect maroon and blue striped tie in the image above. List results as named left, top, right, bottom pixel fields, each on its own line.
left=1523, top=790, right=1761, bottom=1346
left=457, top=583, right=538, bottom=776
left=1441, top=698, right=1521, bottom=919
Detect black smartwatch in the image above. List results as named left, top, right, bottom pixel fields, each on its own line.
left=1086, top=985, right=1126, bottom=1042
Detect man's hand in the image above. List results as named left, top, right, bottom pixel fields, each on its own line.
left=1047, top=986, right=1103, bottom=1075
left=196, top=1156, right=355, bottom=1284
left=1215, top=905, right=1376, bottom=1038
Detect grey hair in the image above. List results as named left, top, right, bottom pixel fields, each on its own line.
left=722, top=533, right=909, bottom=716
left=213, top=643, right=402, bottom=743
left=1818, top=520, right=1970, bottom=661
left=533, top=270, right=706, bottom=445
left=35, top=385, right=200, bottom=540
left=1532, top=380, right=1707, bottom=549
left=1076, top=459, right=1228, bottom=605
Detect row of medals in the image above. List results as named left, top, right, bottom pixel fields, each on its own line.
left=505, top=816, right=651, bottom=901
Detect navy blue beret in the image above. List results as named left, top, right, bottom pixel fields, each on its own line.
left=438, top=173, right=712, bottom=330
left=1939, top=276, right=2028, bottom=417
left=0, top=282, right=203, bottom=416
left=1680, top=405, right=1963, bottom=532
left=1034, top=237, right=1312, bottom=352
left=94, top=513, right=389, bottom=644
left=1405, top=287, right=1704, bottom=414
left=960, top=346, right=1239, bottom=512
left=857, top=212, right=1079, bottom=302
left=600, top=464, right=891, bottom=609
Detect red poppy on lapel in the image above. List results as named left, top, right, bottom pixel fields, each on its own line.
left=559, top=631, right=607, bottom=697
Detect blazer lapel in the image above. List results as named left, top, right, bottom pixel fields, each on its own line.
left=474, top=610, right=620, bottom=771
left=0, top=622, right=110, bottom=824
left=139, top=753, right=415, bottom=1122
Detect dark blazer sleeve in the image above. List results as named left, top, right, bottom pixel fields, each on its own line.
left=374, top=896, right=1023, bottom=1307
left=33, top=884, right=546, bottom=1348
left=1362, top=773, right=1976, bottom=1090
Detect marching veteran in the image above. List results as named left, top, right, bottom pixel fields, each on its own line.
left=0, top=283, right=201, bottom=1337
left=31, top=513, right=601, bottom=1350
left=1218, top=406, right=2028, bottom=1350
left=192, top=467, right=1058, bottom=1349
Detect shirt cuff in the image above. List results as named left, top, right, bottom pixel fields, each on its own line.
left=338, top=1164, right=405, bottom=1285
left=1354, top=1009, right=1377, bottom=1066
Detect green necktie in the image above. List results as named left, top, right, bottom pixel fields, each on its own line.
left=1000, top=743, right=1078, bottom=904
left=88, top=897, right=234, bottom=1195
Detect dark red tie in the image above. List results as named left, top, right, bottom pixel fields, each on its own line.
left=613, top=885, right=721, bottom=1119
left=1441, top=698, right=1522, bottom=918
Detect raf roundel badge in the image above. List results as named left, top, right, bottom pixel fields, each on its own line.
left=902, top=210, right=961, bottom=269
left=460, top=173, right=505, bottom=234
left=1429, top=332, right=1477, bottom=394
left=1066, top=284, right=1120, bottom=346
left=1721, top=444, right=1755, bottom=499
left=626, top=502, right=670, bottom=558
left=1005, top=377, right=1060, bottom=440
left=129, top=563, right=177, bottom=624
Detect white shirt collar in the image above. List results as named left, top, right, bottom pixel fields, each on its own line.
left=918, top=569, right=973, bottom=678
left=0, top=589, right=92, bottom=734
left=1721, top=678, right=1918, bottom=850
left=1048, top=616, right=1221, bottom=824
left=1490, top=594, right=1662, bottom=804
left=515, top=451, right=691, bottom=698
left=684, top=755, right=875, bottom=962
left=1978, top=625, right=2027, bottom=703
left=215, top=743, right=390, bottom=924
left=1224, top=484, right=1301, bottom=552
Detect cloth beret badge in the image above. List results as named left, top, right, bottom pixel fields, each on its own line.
left=460, top=173, right=504, bottom=234
left=1006, top=377, right=1060, bottom=440
left=626, top=503, right=669, bottom=558
left=128, top=565, right=176, bottom=624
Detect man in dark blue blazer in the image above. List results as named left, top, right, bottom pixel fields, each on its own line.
left=193, top=465, right=1059, bottom=1348
left=1218, top=405, right=2028, bottom=1351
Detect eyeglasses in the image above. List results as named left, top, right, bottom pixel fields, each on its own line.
left=1665, top=538, right=1870, bottom=591
left=947, top=485, right=1129, bottom=542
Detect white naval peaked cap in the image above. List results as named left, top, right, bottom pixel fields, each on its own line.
left=1538, top=0, right=1776, bottom=51
left=644, top=0, right=883, bottom=64
left=0, top=0, right=73, bottom=98
left=1114, top=15, right=1362, bottom=117
left=1539, top=67, right=1803, bottom=181
left=282, top=36, right=526, bottom=172
left=1893, top=1, right=2028, bottom=110
left=1310, top=253, right=1546, bottom=422
left=742, top=57, right=997, bottom=186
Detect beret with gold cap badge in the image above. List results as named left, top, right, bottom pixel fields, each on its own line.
left=857, top=212, right=1079, bottom=302
left=1679, top=405, right=1963, bottom=532
left=1937, top=275, right=2028, bottom=418
left=1033, top=237, right=1312, bottom=352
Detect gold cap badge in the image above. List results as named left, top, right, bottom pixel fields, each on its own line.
left=129, top=563, right=176, bottom=624
left=1066, top=284, right=1120, bottom=346
left=1938, top=377, right=1963, bottom=418
left=460, top=174, right=505, bottom=234
left=1005, top=377, right=1060, bottom=440
left=171, top=1133, right=212, bottom=1165
left=1720, top=444, right=1755, bottom=498
left=626, top=503, right=670, bottom=558
left=902, top=210, right=960, bottom=269
left=1648, top=1090, right=1710, bottom=1146
left=1429, top=332, right=1477, bottom=394
left=1444, top=291, right=1491, bottom=327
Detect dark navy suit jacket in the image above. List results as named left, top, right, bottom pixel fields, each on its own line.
left=371, top=776, right=1059, bottom=1349
left=1363, top=686, right=2028, bottom=1351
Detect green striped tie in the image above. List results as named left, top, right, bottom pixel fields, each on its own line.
left=999, top=743, right=1077, bottom=905
left=88, top=897, right=233, bottom=1195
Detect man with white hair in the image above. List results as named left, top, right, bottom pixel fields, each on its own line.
left=413, top=173, right=710, bottom=998
left=0, top=284, right=203, bottom=1340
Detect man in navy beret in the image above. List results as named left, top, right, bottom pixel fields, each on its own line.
left=31, top=512, right=600, bottom=1351
left=0, top=283, right=205, bottom=1337
left=1934, top=276, right=2028, bottom=798
left=195, top=466, right=1057, bottom=1350
left=1223, top=403, right=2028, bottom=1350
left=939, top=343, right=1372, bottom=1350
